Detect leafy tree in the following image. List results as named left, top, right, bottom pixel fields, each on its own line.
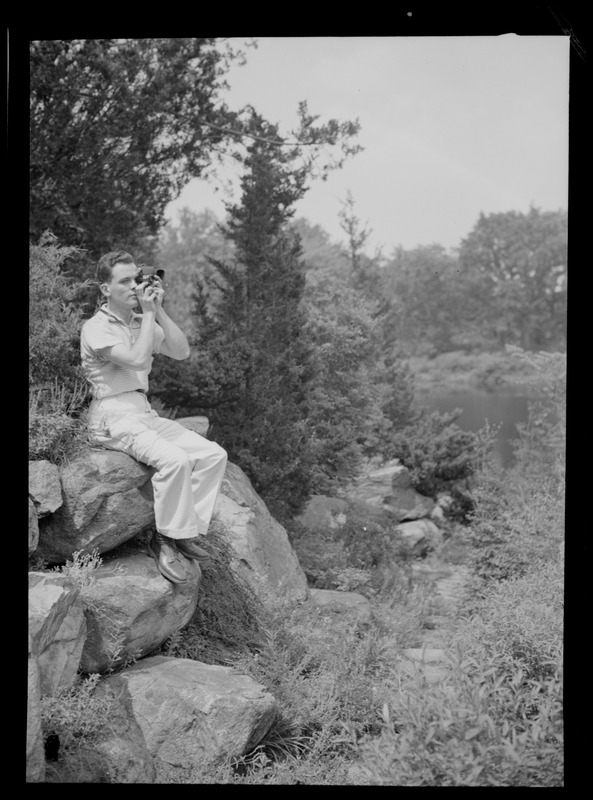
left=382, top=244, right=486, bottom=355
left=458, top=207, right=567, bottom=350
left=30, top=38, right=242, bottom=259
left=30, top=38, right=361, bottom=271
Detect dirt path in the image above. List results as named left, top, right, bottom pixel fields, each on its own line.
left=398, top=540, right=473, bottom=682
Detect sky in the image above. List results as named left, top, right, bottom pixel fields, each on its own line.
left=164, top=35, right=570, bottom=256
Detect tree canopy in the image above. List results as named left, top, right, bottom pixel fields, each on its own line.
left=30, top=38, right=362, bottom=268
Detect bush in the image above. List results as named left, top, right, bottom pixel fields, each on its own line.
left=159, top=522, right=267, bottom=665
left=388, top=409, right=482, bottom=499
left=29, top=232, right=93, bottom=462
left=29, top=232, right=90, bottom=392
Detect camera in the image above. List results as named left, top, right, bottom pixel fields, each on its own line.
left=135, top=265, right=165, bottom=289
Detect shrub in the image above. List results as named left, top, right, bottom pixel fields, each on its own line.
left=29, top=232, right=93, bottom=462
left=159, top=522, right=266, bottom=665
left=29, top=232, right=90, bottom=392
left=388, top=409, right=482, bottom=499
left=40, top=673, right=118, bottom=782
left=29, top=379, right=90, bottom=463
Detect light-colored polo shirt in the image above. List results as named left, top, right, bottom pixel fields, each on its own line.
left=80, top=305, right=165, bottom=398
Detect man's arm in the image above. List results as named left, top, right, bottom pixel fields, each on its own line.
left=105, top=281, right=160, bottom=370
left=154, top=282, right=191, bottom=360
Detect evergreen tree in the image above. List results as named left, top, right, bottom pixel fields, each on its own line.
left=171, top=117, right=315, bottom=521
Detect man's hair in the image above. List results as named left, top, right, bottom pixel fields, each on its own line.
left=95, top=250, right=135, bottom=284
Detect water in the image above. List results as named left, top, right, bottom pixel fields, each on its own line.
left=416, top=389, right=539, bottom=468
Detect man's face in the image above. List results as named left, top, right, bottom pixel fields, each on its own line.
left=102, top=262, right=140, bottom=309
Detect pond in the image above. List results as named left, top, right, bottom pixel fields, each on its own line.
left=415, top=389, right=540, bottom=468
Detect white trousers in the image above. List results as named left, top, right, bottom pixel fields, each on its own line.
left=87, top=391, right=227, bottom=540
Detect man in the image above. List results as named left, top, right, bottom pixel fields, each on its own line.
left=80, top=250, right=227, bottom=584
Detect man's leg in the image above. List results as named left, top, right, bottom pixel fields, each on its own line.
left=146, top=417, right=228, bottom=551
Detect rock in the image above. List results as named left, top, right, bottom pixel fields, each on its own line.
left=396, top=519, right=443, bottom=557
left=28, top=572, right=87, bottom=695
left=176, top=416, right=210, bottom=436
left=385, top=486, right=435, bottom=522
left=84, top=681, right=156, bottom=783
left=294, top=495, right=349, bottom=530
left=26, top=639, right=45, bottom=783
left=102, top=656, right=278, bottom=767
left=308, top=588, right=373, bottom=625
left=29, top=459, right=63, bottom=517
left=346, top=460, right=435, bottom=522
left=37, top=449, right=155, bottom=563
left=349, top=463, right=406, bottom=506
left=80, top=549, right=202, bottom=674
left=29, top=497, right=39, bottom=555
left=214, top=462, right=309, bottom=604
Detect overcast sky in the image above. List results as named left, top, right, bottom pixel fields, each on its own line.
left=165, top=35, right=569, bottom=256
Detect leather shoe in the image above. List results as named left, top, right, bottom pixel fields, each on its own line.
left=147, top=532, right=188, bottom=583
left=176, top=537, right=211, bottom=563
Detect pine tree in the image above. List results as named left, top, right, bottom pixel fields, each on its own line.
left=190, top=119, right=315, bottom=520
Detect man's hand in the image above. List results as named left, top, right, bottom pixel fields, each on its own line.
left=135, top=280, right=160, bottom=313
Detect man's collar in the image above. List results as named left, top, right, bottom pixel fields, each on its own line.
left=99, top=304, right=142, bottom=325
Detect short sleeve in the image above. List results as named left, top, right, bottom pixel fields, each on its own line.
left=81, top=319, right=122, bottom=356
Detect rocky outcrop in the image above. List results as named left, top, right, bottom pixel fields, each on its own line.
left=27, top=435, right=309, bottom=782
left=27, top=441, right=447, bottom=782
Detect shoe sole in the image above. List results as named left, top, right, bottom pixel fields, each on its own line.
left=177, top=548, right=211, bottom=563
left=146, top=541, right=188, bottom=584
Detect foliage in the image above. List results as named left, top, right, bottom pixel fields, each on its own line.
left=506, top=346, right=566, bottom=479
left=155, top=208, right=233, bottom=331
left=159, top=522, right=266, bottom=665
left=40, top=673, right=118, bottom=781
left=152, top=116, right=316, bottom=521
left=29, top=233, right=90, bottom=390
left=348, top=474, right=563, bottom=786
left=382, top=243, right=480, bottom=356
left=388, top=408, right=482, bottom=501
left=29, top=39, right=245, bottom=259
left=52, top=550, right=131, bottom=670
left=30, top=38, right=361, bottom=265
left=458, top=207, right=567, bottom=351
left=29, top=233, right=92, bottom=461
left=287, top=508, right=415, bottom=601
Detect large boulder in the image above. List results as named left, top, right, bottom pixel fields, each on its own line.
left=37, top=450, right=155, bottom=563
left=29, top=572, right=87, bottom=695
left=29, top=459, right=63, bottom=517
left=80, top=549, right=202, bottom=674
left=101, top=656, right=278, bottom=768
left=214, top=462, right=309, bottom=604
